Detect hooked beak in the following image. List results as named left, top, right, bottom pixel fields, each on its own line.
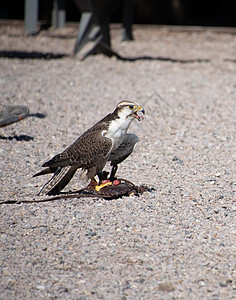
left=133, top=105, right=145, bottom=121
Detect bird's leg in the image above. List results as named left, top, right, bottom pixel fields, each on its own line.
left=89, top=168, right=122, bottom=192
left=109, top=163, right=121, bottom=186
left=87, top=171, right=109, bottom=190
left=97, top=171, right=109, bottom=183
left=109, top=163, right=118, bottom=181
left=87, top=178, right=98, bottom=190
left=94, top=171, right=112, bottom=191
left=95, top=181, right=113, bottom=192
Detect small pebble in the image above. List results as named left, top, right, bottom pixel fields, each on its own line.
left=36, top=285, right=45, bottom=290
left=158, top=282, right=175, bottom=292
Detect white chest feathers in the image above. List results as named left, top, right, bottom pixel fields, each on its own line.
left=103, top=116, right=133, bottom=150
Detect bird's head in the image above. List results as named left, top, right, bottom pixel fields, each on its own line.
left=115, top=100, right=145, bottom=121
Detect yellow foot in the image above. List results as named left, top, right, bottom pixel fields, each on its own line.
left=95, top=180, right=112, bottom=192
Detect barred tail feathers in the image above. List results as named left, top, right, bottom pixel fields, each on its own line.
left=38, top=166, right=77, bottom=196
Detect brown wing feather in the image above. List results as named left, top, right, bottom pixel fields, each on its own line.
left=43, top=122, right=113, bottom=170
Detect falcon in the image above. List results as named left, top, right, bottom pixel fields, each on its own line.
left=34, top=101, right=145, bottom=196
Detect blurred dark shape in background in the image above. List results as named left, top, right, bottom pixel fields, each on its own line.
left=0, top=0, right=235, bottom=27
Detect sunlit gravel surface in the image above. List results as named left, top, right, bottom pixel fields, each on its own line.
left=0, top=23, right=236, bottom=299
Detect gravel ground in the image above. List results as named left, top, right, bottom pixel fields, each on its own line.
left=0, top=23, right=236, bottom=299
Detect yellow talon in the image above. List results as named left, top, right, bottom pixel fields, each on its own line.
left=95, top=182, right=113, bottom=191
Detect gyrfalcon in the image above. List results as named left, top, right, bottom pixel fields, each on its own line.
left=34, top=101, right=145, bottom=195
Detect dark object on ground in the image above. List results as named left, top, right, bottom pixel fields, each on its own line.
left=90, top=179, right=148, bottom=199
left=0, top=105, right=29, bottom=127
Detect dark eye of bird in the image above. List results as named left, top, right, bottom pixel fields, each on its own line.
left=129, top=105, right=134, bottom=109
